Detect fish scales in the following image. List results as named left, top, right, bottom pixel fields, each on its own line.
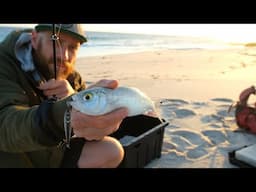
left=69, top=86, right=156, bottom=116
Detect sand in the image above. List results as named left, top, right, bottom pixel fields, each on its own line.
left=76, top=47, right=256, bottom=168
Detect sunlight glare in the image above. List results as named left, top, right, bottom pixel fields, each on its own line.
left=84, top=24, right=256, bottom=43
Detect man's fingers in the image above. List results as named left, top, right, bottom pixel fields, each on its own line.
left=37, top=79, right=56, bottom=90
left=88, top=79, right=118, bottom=89
left=103, top=107, right=128, bottom=123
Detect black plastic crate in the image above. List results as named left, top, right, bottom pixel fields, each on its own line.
left=111, top=115, right=169, bottom=168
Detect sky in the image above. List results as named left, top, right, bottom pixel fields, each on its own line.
left=83, top=24, right=256, bottom=43
left=2, top=23, right=256, bottom=43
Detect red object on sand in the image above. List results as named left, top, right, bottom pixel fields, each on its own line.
left=235, top=86, right=256, bottom=133
left=239, top=86, right=256, bottom=105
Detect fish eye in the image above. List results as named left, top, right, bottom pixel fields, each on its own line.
left=83, top=93, right=93, bottom=101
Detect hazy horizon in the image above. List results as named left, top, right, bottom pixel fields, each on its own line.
left=1, top=23, right=256, bottom=43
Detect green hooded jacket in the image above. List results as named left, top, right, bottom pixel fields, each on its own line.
left=0, top=28, right=86, bottom=168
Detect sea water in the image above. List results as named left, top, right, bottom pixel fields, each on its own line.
left=0, top=25, right=239, bottom=58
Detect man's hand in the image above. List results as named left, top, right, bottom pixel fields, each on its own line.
left=71, top=79, right=128, bottom=140
left=38, top=78, right=75, bottom=99
left=71, top=107, right=128, bottom=141
left=87, top=79, right=118, bottom=89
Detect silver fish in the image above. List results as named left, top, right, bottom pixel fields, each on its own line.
left=69, top=86, right=156, bottom=116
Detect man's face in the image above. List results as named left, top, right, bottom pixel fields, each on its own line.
left=31, top=30, right=81, bottom=80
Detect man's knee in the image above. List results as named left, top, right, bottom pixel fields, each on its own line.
left=78, top=136, right=124, bottom=168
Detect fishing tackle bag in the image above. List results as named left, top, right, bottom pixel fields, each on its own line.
left=234, top=86, right=256, bottom=133
left=235, top=104, right=256, bottom=133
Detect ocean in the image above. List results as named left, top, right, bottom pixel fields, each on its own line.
left=0, top=26, right=241, bottom=58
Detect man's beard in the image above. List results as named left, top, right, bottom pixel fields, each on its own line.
left=32, top=40, right=74, bottom=80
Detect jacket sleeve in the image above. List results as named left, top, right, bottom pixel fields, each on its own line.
left=0, top=56, right=85, bottom=152
left=0, top=80, right=69, bottom=152
left=33, top=99, right=67, bottom=146
left=28, top=70, right=86, bottom=148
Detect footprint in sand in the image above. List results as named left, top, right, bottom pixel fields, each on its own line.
left=225, top=130, right=256, bottom=145
left=160, top=109, right=176, bottom=121
left=170, top=129, right=213, bottom=147
left=159, top=99, right=193, bottom=121
left=191, top=101, right=208, bottom=109
left=241, top=62, right=247, bottom=68
left=201, top=129, right=228, bottom=145
left=208, top=123, right=223, bottom=128
left=186, top=146, right=209, bottom=160
left=151, top=74, right=159, bottom=79
left=211, top=98, right=233, bottom=103
left=167, top=124, right=181, bottom=129
left=160, top=99, right=189, bottom=106
left=168, top=135, right=195, bottom=152
left=217, top=109, right=233, bottom=118
left=162, top=142, right=177, bottom=152
left=173, top=109, right=196, bottom=118
left=158, top=100, right=180, bottom=117
left=201, top=114, right=223, bottom=124
left=157, top=151, right=188, bottom=166
left=201, top=114, right=234, bottom=128
left=166, top=133, right=210, bottom=160
left=161, top=108, right=196, bottom=121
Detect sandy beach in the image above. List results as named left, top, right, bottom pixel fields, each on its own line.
left=76, top=47, right=256, bottom=168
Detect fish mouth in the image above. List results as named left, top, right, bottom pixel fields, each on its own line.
left=70, top=94, right=76, bottom=101
left=67, top=96, right=75, bottom=106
